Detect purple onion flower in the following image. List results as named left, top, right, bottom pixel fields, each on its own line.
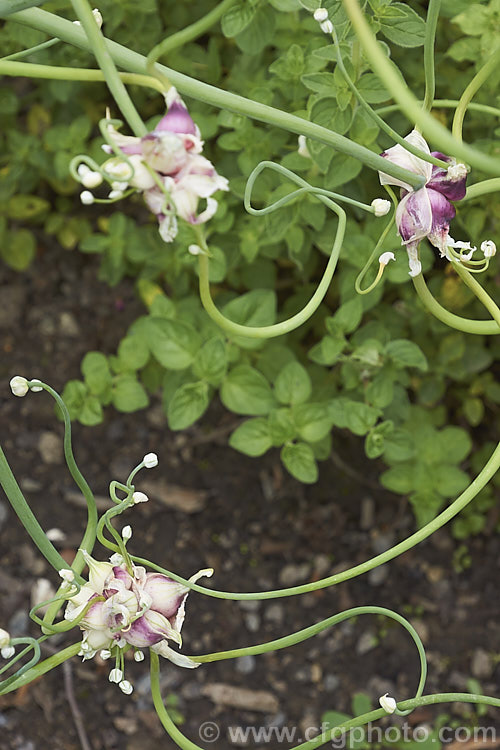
left=379, top=130, right=468, bottom=276
left=95, top=88, right=228, bottom=241
left=65, top=551, right=212, bottom=669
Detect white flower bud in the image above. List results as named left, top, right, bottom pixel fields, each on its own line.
left=320, top=20, right=333, bottom=33
left=58, top=569, right=75, bottom=583
left=104, top=161, right=132, bottom=181
left=0, top=629, right=10, bottom=649
left=81, top=171, right=103, bottom=189
left=379, top=693, right=397, bottom=714
left=122, top=525, right=132, bottom=542
left=29, top=379, right=43, bottom=392
left=100, top=649, right=112, bottom=660
left=298, top=135, right=311, bottom=159
left=92, top=8, right=103, bottom=28
left=143, top=453, right=158, bottom=468
left=379, top=252, right=396, bottom=266
left=77, top=164, right=91, bottom=178
left=1, top=646, right=15, bottom=660
left=132, top=491, right=149, bottom=504
left=109, top=668, right=123, bottom=683
left=313, top=8, right=328, bottom=22
left=481, top=240, right=496, bottom=258
left=80, top=191, right=94, bottom=205
left=108, top=190, right=124, bottom=200
left=371, top=198, right=392, bottom=217
left=109, top=552, right=125, bottom=566
left=134, top=650, right=145, bottom=662
left=46, top=528, right=66, bottom=542
left=10, top=376, right=29, bottom=397
left=119, top=680, right=133, bottom=695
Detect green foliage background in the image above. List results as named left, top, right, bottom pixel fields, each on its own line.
left=2, top=0, right=500, bottom=537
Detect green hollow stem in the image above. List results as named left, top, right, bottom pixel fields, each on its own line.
left=0, top=446, right=77, bottom=578
left=0, top=0, right=43, bottom=13
left=422, top=0, right=441, bottom=113
left=464, top=178, right=500, bottom=202
left=33, top=382, right=97, bottom=577
left=0, top=643, right=81, bottom=695
left=332, top=24, right=447, bottom=169
left=342, top=0, right=500, bottom=175
left=70, top=0, right=147, bottom=137
left=131, top=433, right=500, bottom=599
left=197, top=213, right=345, bottom=338
left=150, top=651, right=500, bottom=750
left=190, top=606, right=427, bottom=710
left=451, top=262, right=500, bottom=328
left=0, top=59, right=166, bottom=91
left=412, top=273, right=500, bottom=335
left=355, top=213, right=396, bottom=294
left=1, top=37, right=60, bottom=61
left=8, top=8, right=426, bottom=190
left=377, top=100, right=500, bottom=120
left=452, top=45, right=500, bottom=142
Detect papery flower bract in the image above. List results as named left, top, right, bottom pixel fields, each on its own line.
left=64, top=552, right=211, bottom=669
left=379, top=130, right=468, bottom=276
left=379, top=693, right=397, bottom=714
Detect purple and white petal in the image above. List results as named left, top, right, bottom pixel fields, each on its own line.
left=396, top=188, right=433, bottom=245
left=142, top=573, right=187, bottom=619
left=123, top=610, right=182, bottom=648
left=426, top=188, right=456, bottom=256
left=156, top=101, right=197, bottom=136
left=106, top=122, right=143, bottom=156
left=427, top=155, right=467, bottom=201
left=379, top=130, right=433, bottom=191
left=140, top=132, right=188, bottom=175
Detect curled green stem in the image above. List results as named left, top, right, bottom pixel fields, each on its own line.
left=190, top=605, right=427, bottom=716
left=29, top=381, right=97, bottom=576
left=0, top=643, right=81, bottom=695
left=198, top=162, right=346, bottom=338
left=412, top=273, right=500, bottom=335
left=131, top=432, right=500, bottom=599
left=452, top=45, right=500, bottom=142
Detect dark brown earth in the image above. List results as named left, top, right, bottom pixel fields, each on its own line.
left=1, top=247, right=499, bottom=750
